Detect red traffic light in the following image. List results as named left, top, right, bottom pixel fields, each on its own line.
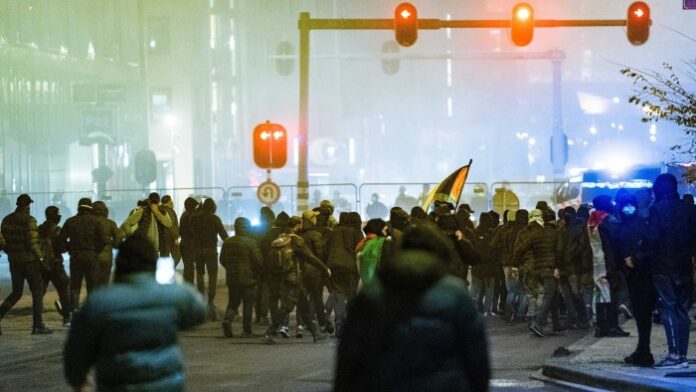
left=511, top=3, right=534, bottom=47
left=627, top=1, right=650, bottom=46
left=253, top=121, right=287, bottom=169
left=394, top=3, right=418, bottom=47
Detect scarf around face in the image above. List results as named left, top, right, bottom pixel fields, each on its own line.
left=588, top=210, right=608, bottom=231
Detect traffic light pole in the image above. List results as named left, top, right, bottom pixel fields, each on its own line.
left=296, top=14, right=631, bottom=211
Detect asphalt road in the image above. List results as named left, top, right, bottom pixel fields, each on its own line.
left=0, top=312, right=586, bottom=391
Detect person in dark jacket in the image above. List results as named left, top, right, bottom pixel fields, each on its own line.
left=471, top=213, right=498, bottom=315
left=38, top=206, right=72, bottom=326
left=646, top=174, right=696, bottom=369
left=64, top=233, right=206, bottom=392
left=492, top=209, right=528, bottom=321
left=326, top=212, right=364, bottom=335
left=120, top=193, right=173, bottom=253
left=260, top=210, right=288, bottom=329
left=190, top=198, right=229, bottom=320
left=0, top=194, right=51, bottom=335
left=559, top=206, right=593, bottom=329
left=57, top=198, right=108, bottom=312
left=253, top=206, right=276, bottom=326
left=179, top=197, right=199, bottom=284
left=436, top=213, right=480, bottom=286
left=514, top=209, right=561, bottom=337
left=220, top=217, right=263, bottom=338
left=159, top=195, right=180, bottom=264
left=92, top=201, right=121, bottom=286
left=300, top=209, right=332, bottom=332
left=614, top=193, right=656, bottom=367
left=335, top=224, right=490, bottom=392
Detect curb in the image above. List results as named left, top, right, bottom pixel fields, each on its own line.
left=0, top=350, right=62, bottom=369
left=541, top=334, right=693, bottom=392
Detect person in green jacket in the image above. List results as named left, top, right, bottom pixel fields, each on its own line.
left=64, top=233, right=206, bottom=392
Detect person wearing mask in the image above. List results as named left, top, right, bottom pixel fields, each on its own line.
left=190, top=198, right=229, bottom=320
left=614, top=193, right=656, bottom=367
left=0, top=194, right=50, bottom=335
left=58, top=198, right=108, bottom=311
left=92, top=201, right=121, bottom=286
left=514, top=209, right=562, bottom=337
left=646, top=174, right=696, bottom=369
left=38, top=206, right=72, bottom=326
left=326, top=212, right=364, bottom=336
left=179, top=197, right=200, bottom=284
left=121, top=193, right=173, bottom=254
left=220, top=217, right=263, bottom=338
left=492, top=209, right=529, bottom=322
left=335, top=224, right=490, bottom=392
left=64, top=233, right=206, bottom=392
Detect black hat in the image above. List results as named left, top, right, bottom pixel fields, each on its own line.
left=592, top=195, right=614, bottom=213
left=77, top=197, right=93, bottom=210
left=16, top=194, right=33, bottom=207
left=458, top=204, right=475, bottom=214
left=148, top=192, right=161, bottom=204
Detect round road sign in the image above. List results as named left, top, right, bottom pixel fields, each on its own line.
left=257, top=180, right=281, bottom=205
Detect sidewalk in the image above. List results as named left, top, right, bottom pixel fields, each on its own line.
left=542, top=318, right=696, bottom=391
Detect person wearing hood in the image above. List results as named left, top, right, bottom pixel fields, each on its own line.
left=37, top=206, right=72, bottom=326
left=179, top=197, right=200, bottom=284
left=92, top=201, right=122, bottom=286
left=335, top=224, right=490, bottom=392
left=58, top=198, right=109, bottom=312
left=263, top=211, right=291, bottom=331
left=159, top=195, right=181, bottom=265
left=646, top=174, right=696, bottom=369
left=388, top=207, right=409, bottom=251
left=253, top=206, right=276, bottom=326
left=492, top=209, right=528, bottom=322
left=326, top=211, right=364, bottom=336
left=613, top=192, right=656, bottom=367
left=436, top=213, right=480, bottom=289
left=0, top=194, right=51, bottom=334
left=190, top=198, right=229, bottom=320
left=219, top=217, right=263, bottom=338
left=471, top=213, right=498, bottom=315
left=366, top=193, right=388, bottom=220
left=300, top=209, right=332, bottom=333
left=514, top=209, right=562, bottom=337
left=588, top=195, right=630, bottom=339
left=356, top=218, right=392, bottom=289
left=120, top=192, right=173, bottom=256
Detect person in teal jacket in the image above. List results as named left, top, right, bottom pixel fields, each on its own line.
left=64, top=233, right=206, bottom=392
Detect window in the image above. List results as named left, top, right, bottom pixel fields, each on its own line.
left=147, top=18, right=170, bottom=55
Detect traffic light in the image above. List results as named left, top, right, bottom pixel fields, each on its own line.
left=253, top=121, right=288, bottom=169
left=134, top=149, right=157, bottom=186
left=627, top=2, right=650, bottom=46
left=382, top=41, right=400, bottom=75
left=511, top=3, right=534, bottom=47
left=394, top=3, right=418, bottom=47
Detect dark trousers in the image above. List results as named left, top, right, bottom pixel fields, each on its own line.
left=43, top=260, right=71, bottom=319
left=0, top=259, right=44, bottom=327
left=181, top=246, right=196, bottom=284
left=226, top=278, right=256, bottom=334
left=626, top=267, right=656, bottom=354
left=303, top=268, right=328, bottom=327
left=534, top=274, right=559, bottom=327
left=255, top=273, right=270, bottom=321
left=69, top=251, right=99, bottom=311
left=558, top=276, right=579, bottom=322
left=654, top=272, right=692, bottom=357
left=267, top=277, right=282, bottom=328
left=568, top=273, right=592, bottom=321
left=95, top=250, right=113, bottom=287
left=195, top=249, right=218, bottom=304
left=270, top=278, right=314, bottom=334
left=331, top=268, right=358, bottom=330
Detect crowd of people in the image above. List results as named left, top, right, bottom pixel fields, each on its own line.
left=0, top=172, right=694, bottom=390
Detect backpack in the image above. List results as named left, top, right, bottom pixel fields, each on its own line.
left=270, top=233, right=297, bottom=273
left=38, top=225, right=57, bottom=269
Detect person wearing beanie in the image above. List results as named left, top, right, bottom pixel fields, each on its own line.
left=646, top=173, right=696, bottom=369
left=38, top=206, right=72, bottom=326
left=64, top=233, right=206, bottom=392
left=587, top=195, right=630, bottom=339
left=0, top=194, right=51, bottom=335
left=514, top=208, right=562, bottom=337
left=92, top=201, right=122, bottom=287
left=58, top=198, right=109, bottom=312
left=190, top=198, right=228, bottom=320
left=179, top=197, right=200, bottom=284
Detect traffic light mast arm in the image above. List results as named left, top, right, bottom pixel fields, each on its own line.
left=302, top=17, right=633, bottom=31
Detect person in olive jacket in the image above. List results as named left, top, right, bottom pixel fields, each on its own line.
left=64, top=233, right=206, bottom=392
left=92, top=201, right=122, bottom=286
left=300, top=209, right=332, bottom=332
left=220, top=217, right=263, bottom=338
left=38, top=206, right=72, bottom=325
left=0, top=194, right=51, bottom=335
left=335, top=224, right=490, bottom=392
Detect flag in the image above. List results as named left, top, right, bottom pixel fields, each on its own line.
left=422, top=160, right=473, bottom=212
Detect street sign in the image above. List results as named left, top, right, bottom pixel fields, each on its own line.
left=685, top=0, right=696, bottom=10
left=257, top=180, right=281, bottom=205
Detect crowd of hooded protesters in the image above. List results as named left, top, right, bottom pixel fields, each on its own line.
left=0, top=172, right=694, bottom=391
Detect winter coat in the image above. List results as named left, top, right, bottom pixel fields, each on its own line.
left=59, top=211, right=108, bottom=255
left=178, top=207, right=198, bottom=253
left=64, top=273, right=206, bottom=392
left=513, top=222, right=560, bottom=276
left=471, top=226, right=497, bottom=278
left=0, top=232, right=4, bottom=252
left=646, top=194, right=696, bottom=276
left=160, top=206, right=179, bottom=257
left=335, top=250, right=490, bottom=392
left=327, top=220, right=364, bottom=272
left=38, top=221, right=63, bottom=264
left=1, top=208, right=42, bottom=262
left=190, top=204, right=228, bottom=251
left=559, top=216, right=592, bottom=275
left=614, top=214, right=651, bottom=274
left=220, top=220, right=263, bottom=287
left=120, top=206, right=172, bottom=252
left=491, top=221, right=526, bottom=267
